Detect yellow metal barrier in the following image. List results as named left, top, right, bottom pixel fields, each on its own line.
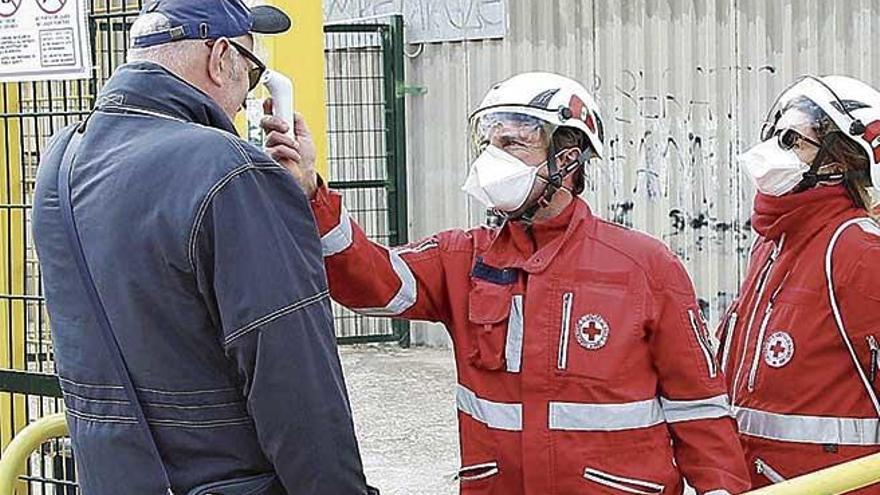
left=745, top=452, right=880, bottom=495
left=0, top=413, right=68, bottom=495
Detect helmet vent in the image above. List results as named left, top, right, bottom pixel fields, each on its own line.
left=529, top=88, right=561, bottom=109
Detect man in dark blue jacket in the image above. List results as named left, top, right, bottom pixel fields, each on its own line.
left=32, top=1, right=374, bottom=493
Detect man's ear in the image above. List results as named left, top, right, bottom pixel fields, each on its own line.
left=207, top=38, right=232, bottom=87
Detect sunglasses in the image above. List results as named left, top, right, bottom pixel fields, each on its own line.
left=762, top=125, right=823, bottom=151
left=206, top=39, right=267, bottom=91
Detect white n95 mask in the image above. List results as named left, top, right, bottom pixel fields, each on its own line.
left=462, top=145, right=540, bottom=211
left=737, top=139, right=810, bottom=196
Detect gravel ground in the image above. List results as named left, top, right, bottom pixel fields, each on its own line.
left=341, top=345, right=461, bottom=495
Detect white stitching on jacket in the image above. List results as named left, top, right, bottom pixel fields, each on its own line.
left=223, top=290, right=331, bottom=346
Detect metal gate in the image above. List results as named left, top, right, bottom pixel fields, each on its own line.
left=324, top=17, right=409, bottom=347
left=0, top=4, right=408, bottom=492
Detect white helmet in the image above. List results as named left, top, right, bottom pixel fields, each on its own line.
left=469, top=72, right=605, bottom=160
left=762, top=75, right=880, bottom=189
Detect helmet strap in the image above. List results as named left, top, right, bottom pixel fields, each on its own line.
left=795, top=133, right=845, bottom=192
left=514, top=139, right=590, bottom=225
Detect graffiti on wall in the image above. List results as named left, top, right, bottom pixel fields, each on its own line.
left=324, top=0, right=508, bottom=43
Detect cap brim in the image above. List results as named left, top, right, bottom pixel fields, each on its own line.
left=251, top=5, right=292, bottom=35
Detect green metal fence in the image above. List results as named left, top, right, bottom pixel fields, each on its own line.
left=0, top=6, right=408, bottom=492
left=324, top=17, right=409, bottom=346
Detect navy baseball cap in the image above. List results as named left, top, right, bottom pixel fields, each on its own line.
left=132, top=0, right=291, bottom=49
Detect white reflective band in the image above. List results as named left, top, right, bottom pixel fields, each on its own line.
left=456, top=384, right=522, bottom=431
left=321, top=207, right=354, bottom=257
left=549, top=398, right=664, bottom=431
left=505, top=296, right=524, bottom=373
left=660, top=394, right=732, bottom=424
left=352, top=249, right=417, bottom=317
left=704, top=491, right=732, bottom=495
left=735, top=407, right=880, bottom=445
left=857, top=218, right=880, bottom=237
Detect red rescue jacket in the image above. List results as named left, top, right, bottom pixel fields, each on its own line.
left=314, top=186, right=750, bottom=495
left=719, top=185, right=880, bottom=492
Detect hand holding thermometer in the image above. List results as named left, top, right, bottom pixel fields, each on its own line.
left=261, top=69, right=295, bottom=136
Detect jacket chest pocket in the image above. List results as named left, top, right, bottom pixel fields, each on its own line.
left=468, top=280, right=524, bottom=373
left=555, top=275, right=641, bottom=381
left=745, top=287, right=818, bottom=393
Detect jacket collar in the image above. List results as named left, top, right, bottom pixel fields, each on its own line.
left=751, top=185, right=861, bottom=242
left=94, top=61, right=237, bottom=135
left=481, top=198, right=592, bottom=274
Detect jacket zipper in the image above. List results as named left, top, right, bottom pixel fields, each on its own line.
left=732, top=236, right=785, bottom=403
left=747, top=273, right=790, bottom=392
left=456, top=461, right=499, bottom=482
left=557, top=292, right=574, bottom=370
left=755, top=458, right=786, bottom=484
left=583, top=467, right=664, bottom=494
left=868, top=336, right=880, bottom=384
left=720, top=311, right=738, bottom=374
left=688, top=309, right=717, bottom=378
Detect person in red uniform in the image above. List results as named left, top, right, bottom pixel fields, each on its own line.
left=718, top=75, right=880, bottom=491
left=264, top=72, right=750, bottom=495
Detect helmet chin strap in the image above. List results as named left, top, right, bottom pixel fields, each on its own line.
left=509, top=141, right=590, bottom=225
left=795, top=133, right=862, bottom=192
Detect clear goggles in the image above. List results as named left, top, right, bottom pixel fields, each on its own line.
left=468, top=111, right=558, bottom=159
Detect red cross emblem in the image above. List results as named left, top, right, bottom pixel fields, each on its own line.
left=575, top=314, right=609, bottom=350
left=763, top=331, right=795, bottom=368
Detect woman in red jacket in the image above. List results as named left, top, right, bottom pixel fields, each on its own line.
left=719, top=75, right=880, bottom=491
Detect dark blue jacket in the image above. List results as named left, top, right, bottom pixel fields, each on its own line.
left=32, top=62, right=370, bottom=495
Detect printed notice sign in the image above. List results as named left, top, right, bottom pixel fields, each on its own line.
left=0, top=0, right=92, bottom=82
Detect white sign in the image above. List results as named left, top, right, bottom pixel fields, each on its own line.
left=0, top=0, right=92, bottom=82
left=324, top=0, right=508, bottom=44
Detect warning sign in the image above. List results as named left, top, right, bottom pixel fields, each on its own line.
left=0, top=0, right=91, bottom=82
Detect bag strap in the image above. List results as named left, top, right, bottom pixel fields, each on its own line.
left=57, top=125, right=175, bottom=495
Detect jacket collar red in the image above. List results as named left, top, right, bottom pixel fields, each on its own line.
left=481, top=198, right=591, bottom=274
left=751, top=185, right=860, bottom=242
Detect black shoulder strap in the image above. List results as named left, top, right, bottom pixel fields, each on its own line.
left=56, top=126, right=175, bottom=495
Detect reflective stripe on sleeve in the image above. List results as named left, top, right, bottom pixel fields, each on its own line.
left=735, top=406, right=880, bottom=445
left=660, top=394, right=732, bottom=424
left=321, top=206, right=354, bottom=256
left=351, top=249, right=417, bottom=317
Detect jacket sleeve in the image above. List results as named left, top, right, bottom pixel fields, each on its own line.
left=647, top=250, right=751, bottom=495
left=193, top=165, right=369, bottom=495
left=310, top=183, right=456, bottom=323
left=835, top=233, right=880, bottom=408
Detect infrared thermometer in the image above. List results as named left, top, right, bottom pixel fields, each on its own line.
left=261, top=70, right=295, bottom=135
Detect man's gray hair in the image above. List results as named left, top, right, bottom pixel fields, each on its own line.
left=127, top=13, right=205, bottom=71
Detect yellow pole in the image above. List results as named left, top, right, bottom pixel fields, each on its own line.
left=0, top=413, right=69, bottom=495
left=0, top=82, right=27, bottom=456
left=237, top=0, right=329, bottom=178
left=745, top=452, right=880, bottom=495
left=265, top=0, right=328, bottom=177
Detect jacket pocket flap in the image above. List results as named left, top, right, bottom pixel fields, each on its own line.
left=469, top=282, right=514, bottom=324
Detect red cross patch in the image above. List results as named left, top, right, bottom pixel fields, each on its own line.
left=575, top=314, right=609, bottom=350
left=764, top=331, right=795, bottom=368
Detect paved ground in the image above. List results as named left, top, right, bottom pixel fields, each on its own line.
left=341, top=345, right=461, bottom=495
